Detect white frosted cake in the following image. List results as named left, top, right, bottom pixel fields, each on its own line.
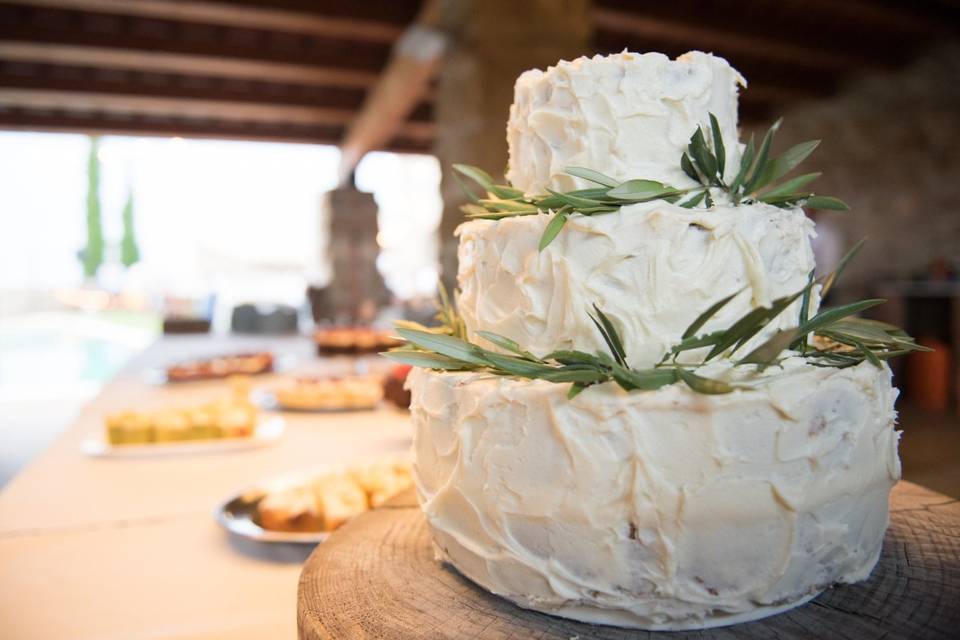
left=402, top=51, right=903, bottom=630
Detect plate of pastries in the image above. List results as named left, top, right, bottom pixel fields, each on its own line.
left=215, top=456, right=413, bottom=543
left=143, top=351, right=286, bottom=384
left=255, top=374, right=385, bottom=412
left=313, top=326, right=402, bottom=356
left=83, top=380, right=285, bottom=457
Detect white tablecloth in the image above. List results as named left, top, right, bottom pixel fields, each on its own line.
left=0, top=335, right=412, bottom=639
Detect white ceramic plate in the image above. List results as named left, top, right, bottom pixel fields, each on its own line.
left=80, top=416, right=286, bottom=458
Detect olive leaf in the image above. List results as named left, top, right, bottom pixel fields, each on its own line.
left=678, top=191, right=707, bottom=209
left=381, top=350, right=476, bottom=370
left=682, top=289, right=744, bottom=339
left=612, top=366, right=679, bottom=391
left=688, top=127, right=718, bottom=185
left=389, top=245, right=923, bottom=397
left=452, top=168, right=481, bottom=203
left=804, top=196, right=850, bottom=211
left=564, top=166, right=620, bottom=188
left=589, top=304, right=628, bottom=367
left=821, top=238, right=866, bottom=298
left=453, top=164, right=496, bottom=192
left=737, top=328, right=801, bottom=370
left=729, top=134, right=756, bottom=202
left=710, top=113, right=726, bottom=178
left=675, top=368, right=736, bottom=394
left=607, top=180, right=681, bottom=202
left=476, top=330, right=544, bottom=362
left=751, top=140, right=820, bottom=192
left=538, top=208, right=570, bottom=252
left=396, top=328, right=487, bottom=365
left=759, top=172, right=822, bottom=200
left=681, top=153, right=700, bottom=183
left=744, top=117, right=782, bottom=194
left=454, top=112, right=846, bottom=247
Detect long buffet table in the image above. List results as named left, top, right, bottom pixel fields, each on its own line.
left=0, top=335, right=412, bottom=639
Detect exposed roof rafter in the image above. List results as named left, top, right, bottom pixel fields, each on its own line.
left=592, top=8, right=870, bottom=72
left=0, top=87, right=435, bottom=140
left=0, top=42, right=380, bottom=88
left=11, top=0, right=404, bottom=42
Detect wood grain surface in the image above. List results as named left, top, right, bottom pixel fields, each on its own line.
left=298, top=482, right=959, bottom=639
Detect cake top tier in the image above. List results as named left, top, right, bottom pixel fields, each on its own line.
left=506, top=51, right=745, bottom=196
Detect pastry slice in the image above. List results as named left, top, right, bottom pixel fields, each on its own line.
left=153, top=411, right=191, bottom=442
left=257, top=487, right=322, bottom=533
left=311, top=475, right=368, bottom=531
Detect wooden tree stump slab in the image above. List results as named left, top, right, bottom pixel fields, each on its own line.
left=298, top=482, right=959, bottom=639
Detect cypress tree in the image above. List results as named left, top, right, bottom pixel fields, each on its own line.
left=120, top=186, right=140, bottom=268
left=82, top=136, right=104, bottom=279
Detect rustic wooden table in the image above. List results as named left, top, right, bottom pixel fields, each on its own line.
left=298, top=482, right=960, bottom=640
left=0, top=335, right=412, bottom=640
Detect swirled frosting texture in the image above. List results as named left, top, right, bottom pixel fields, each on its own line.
left=506, top=51, right=745, bottom=195
left=457, top=201, right=819, bottom=368
left=409, top=360, right=900, bottom=630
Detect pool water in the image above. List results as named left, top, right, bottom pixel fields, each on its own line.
left=0, top=311, right=158, bottom=485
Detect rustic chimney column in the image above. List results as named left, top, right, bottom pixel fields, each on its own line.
left=323, top=185, right=390, bottom=323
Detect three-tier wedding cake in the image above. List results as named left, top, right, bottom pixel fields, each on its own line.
left=402, top=51, right=902, bottom=630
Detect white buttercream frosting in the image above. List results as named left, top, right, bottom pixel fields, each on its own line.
left=409, top=360, right=900, bottom=630
left=506, top=51, right=745, bottom=195
left=408, top=49, right=900, bottom=631
left=457, top=201, right=819, bottom=368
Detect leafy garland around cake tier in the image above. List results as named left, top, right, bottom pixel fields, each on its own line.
left=383, top=240, right=929, bottom=399
left=454, top=114, right=849, bottom=250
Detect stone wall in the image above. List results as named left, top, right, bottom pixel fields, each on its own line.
left=748, top=41, right=960, bottom=296
left=432, top=0, right=591, bottom=291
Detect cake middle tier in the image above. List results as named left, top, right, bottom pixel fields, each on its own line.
left=457, top=202, right=819, bottom=368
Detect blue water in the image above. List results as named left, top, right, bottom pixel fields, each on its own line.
left=0, top=331, right=140, bottom=388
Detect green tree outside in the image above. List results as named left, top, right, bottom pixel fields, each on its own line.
left=82, top=136, right=104, bottom=279
left=120, top=187, right=140, bottom=268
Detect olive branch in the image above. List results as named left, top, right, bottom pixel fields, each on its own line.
left=384, top=241, right=927, bottom=398
left=455, top=114, right=848, bottom=251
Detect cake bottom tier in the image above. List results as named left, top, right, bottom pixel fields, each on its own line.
left=407, top=359, right=901, bottom=630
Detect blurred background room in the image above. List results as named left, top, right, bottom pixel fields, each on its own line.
left=0, top=1, right=958, bottom=638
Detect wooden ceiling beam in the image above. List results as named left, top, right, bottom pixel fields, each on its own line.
left=201, top=0, right=421, bottom=30
left=591, top=8, right=872, bottom=72
left=0, top=42, right=380, bottom=88
left=0, top=88, right=435, bottom=140
left=0, top=59, right=433, bottom=121
left=773, top=0, right=954, bottom=37
left=0, top=3, right=393, bottom=71
left=9, top=0, right=405, bottom=42
left=0, top=107, right=432, bottom=152
left=590, top=0, right=953, bottom=70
